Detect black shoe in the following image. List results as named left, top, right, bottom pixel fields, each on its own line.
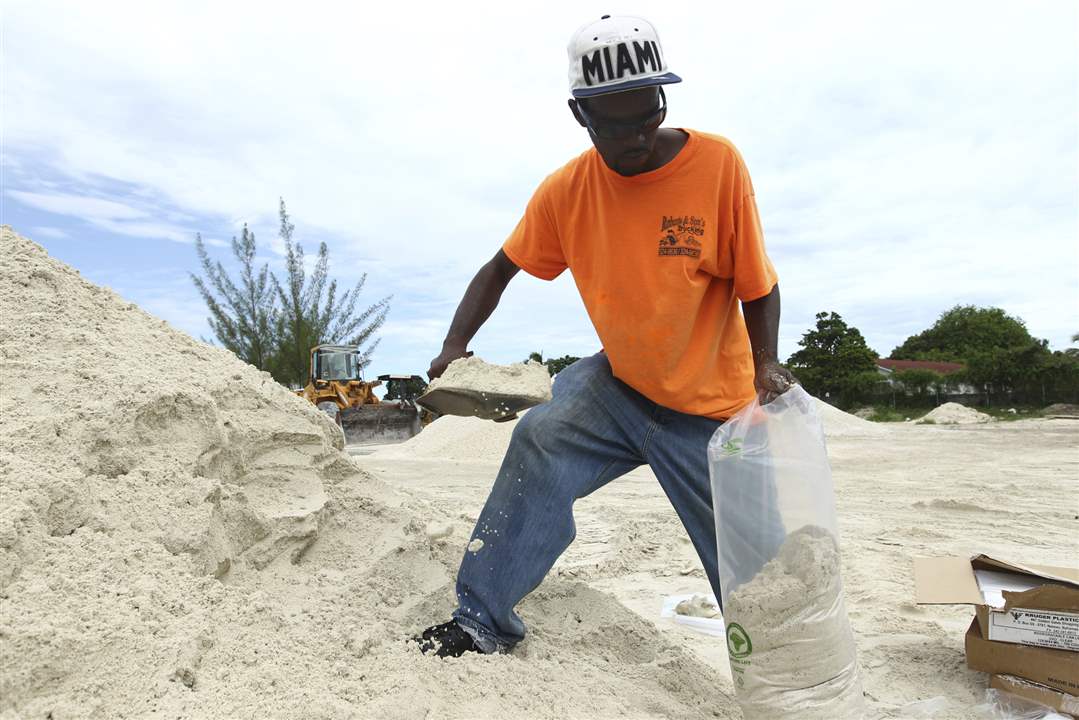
left=414, top=619, right=481, bottom=658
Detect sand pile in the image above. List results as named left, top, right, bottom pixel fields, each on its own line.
left=814, top=399, right=886, bottom=437
left=674, top=594, right=721, bottom=619
left=0, top=227, right=391, bottom=714
left=0, top=228, right=736, bottom=719
left=379, top=395, right=882, bottom=466
left=917, top=402, right=992, bottom=425
left=372, top=413, right=522, bottom=463
left=1043, top=403, right=1079, bottom=418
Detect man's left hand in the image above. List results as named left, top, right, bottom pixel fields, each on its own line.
left=754, top=360, right=798, bottom=405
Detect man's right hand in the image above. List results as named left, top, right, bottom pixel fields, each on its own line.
left=428, top=345, right=473, bottom=380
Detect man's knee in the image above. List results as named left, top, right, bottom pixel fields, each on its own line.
left=511, top=404, right=560, bottom=452
left=511, top=395, right=589, bottom=454
left=551, top=353, right=612, bottom=396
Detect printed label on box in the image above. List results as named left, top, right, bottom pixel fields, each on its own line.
left=987, top=607, right=1079, bottom=651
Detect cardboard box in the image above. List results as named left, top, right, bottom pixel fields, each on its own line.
left=966, top=618, right=1079, bottom=694
left=976, top=600, right=1079, bottom=653
left=991, top=674, right=1079, bottom=718
left=915, top=554, right=1079, bottom=651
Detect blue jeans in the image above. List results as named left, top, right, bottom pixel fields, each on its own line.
left=452, top=352, right=759, bottom=653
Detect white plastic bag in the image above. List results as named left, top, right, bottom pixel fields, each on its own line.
left=708, top=385, right=864, bottom=719
left=976, top=689, right=1071, bottom=720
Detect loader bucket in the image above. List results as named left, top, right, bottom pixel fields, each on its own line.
left=338, top=403, right=422, bottom=446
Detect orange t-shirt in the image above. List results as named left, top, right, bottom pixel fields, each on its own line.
left=502, top=129, right=777, bottom=419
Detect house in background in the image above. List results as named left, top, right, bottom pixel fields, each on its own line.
left=876, top=359, right=979, bottom=397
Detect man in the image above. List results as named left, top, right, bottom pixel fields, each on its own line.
left=416, top=15, right=796, bottom=657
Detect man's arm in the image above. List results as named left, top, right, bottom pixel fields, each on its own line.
left=428, top=249, right=521, bottom=379
left=741, top=284, right=798, bottom=403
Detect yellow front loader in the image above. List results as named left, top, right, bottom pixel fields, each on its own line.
left=296, top=345, right=423, bottom=446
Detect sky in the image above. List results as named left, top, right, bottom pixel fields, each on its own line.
left=3, top=1, right=1077, bottom=381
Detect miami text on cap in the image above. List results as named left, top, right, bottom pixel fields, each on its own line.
left=568, top=15, right=682, bottom=98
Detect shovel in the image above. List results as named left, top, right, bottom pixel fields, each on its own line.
left=416, top=387, right=544, bottom=422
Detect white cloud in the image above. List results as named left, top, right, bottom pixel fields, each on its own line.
left=92, top=219, right=193, bottom=244
left=7, top=190, right=147, bottom=221
left=3, top=0, right=1076, bottom=373
left=5, top=188, right=197, bottom=243
left=29, top=225, right=68, bottom=239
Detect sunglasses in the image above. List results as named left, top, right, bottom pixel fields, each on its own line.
left=577, top=87, right=667, bottom=140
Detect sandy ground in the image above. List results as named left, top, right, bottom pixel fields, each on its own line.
left=358, top=418, right=1078, bottom=719
left=3, top=228, right=1077, bottom=719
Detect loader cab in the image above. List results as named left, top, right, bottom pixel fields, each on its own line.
left=311, top=345, right=363, bottom=384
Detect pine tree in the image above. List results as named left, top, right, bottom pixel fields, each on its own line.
left=272, top=199, right=391, bottom=386
left=191, top=226, right=278, bottom=372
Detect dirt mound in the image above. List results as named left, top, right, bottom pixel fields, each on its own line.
left=1043, top=403, right=1079, bottom=418
left=0, top=228, right=734, bottom=719
left=0, top=227, right=392, bottom=712
left=916, top=402, right=992, bottom=425
left=373, top=413, right=522, bottom=463
left=814, top=399, right=886, bottom=437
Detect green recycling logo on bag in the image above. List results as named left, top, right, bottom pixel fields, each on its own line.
left=720, top=438, right=743, bottom=457
left=726, top=622, right=752, bottom=658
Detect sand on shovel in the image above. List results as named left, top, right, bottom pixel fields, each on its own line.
left=427, top=357, right=552, bottom=401
left=420, top=357, right=552, bottom=421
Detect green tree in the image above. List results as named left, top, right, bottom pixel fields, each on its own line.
left=1033, top=333, right=1079, bottom=404
left=192, top=199, right=391, bottom=387
left=547, top=355, right=581, bottom=376
left=892, top=306, right=1054, bottom=403
left=1037, top=350, right=1079, bottom=403
left=788, top=312, right=880, bottom=407
left=383, top=376, right=428, bottom=402
left=526, top=351, right=581, bottom=377
left=273, top=199, right=391, bottom=386
left=191, top=226, right=278, bottom=372
left=891, top=305, right=1036, bottom=362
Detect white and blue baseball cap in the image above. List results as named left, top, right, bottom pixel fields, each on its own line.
left=568, top=15, right=682, bottom=98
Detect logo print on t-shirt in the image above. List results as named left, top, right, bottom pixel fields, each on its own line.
left=658, top=215, right=704, bottom=257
